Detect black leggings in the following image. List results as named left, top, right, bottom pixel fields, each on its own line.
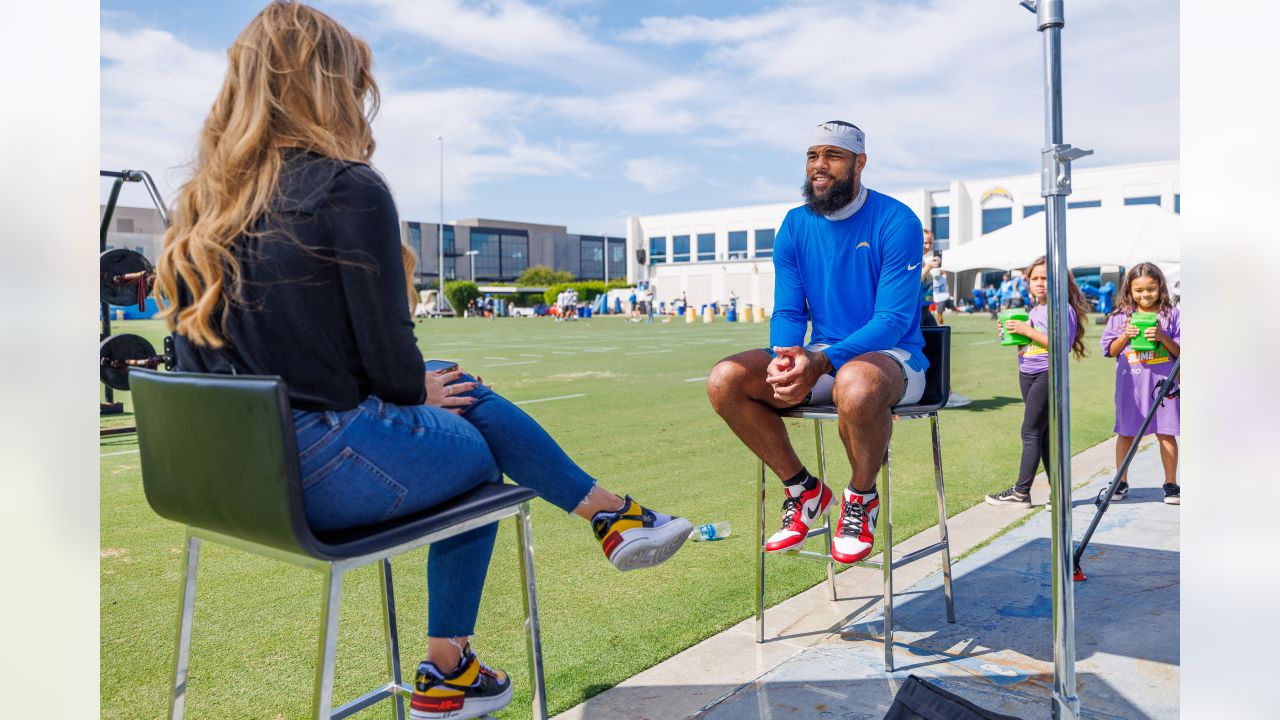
left=1017, top=371, right=1050, bottom=494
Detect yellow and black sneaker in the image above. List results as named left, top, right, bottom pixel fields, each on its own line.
left=592, top=495, right=692, bottom=572
left=409, top=644, right=512, bottom=720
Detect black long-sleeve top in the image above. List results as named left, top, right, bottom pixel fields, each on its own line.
left=174, top=150, right=426, bottom=411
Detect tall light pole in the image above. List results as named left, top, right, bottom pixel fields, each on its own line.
left=437, top=135, right=450, bottom=316
left=1020, top=2, right=1091, bottom=718
left=601, top=233, right=609, bottom=314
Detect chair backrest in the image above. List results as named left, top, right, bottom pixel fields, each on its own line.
left=917, top=325, right=951, bottom=409
left=131, top=369, right=311, bottom=556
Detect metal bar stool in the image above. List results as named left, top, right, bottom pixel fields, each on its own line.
left=131, top=370, right=548, bottom=720
left=755, top=325, right=956, bottom=671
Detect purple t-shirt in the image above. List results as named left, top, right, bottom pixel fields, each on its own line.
left=1017, top=304, right=1077, bottom=375
left=1100, top=308, right=1181, bottom=436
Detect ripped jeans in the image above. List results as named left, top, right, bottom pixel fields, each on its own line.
left=291, top=375, right=596, bottom=637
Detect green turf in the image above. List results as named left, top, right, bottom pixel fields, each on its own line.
left=100, top=313, right=1118, bottom=718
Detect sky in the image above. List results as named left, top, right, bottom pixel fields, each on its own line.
left=100, top=0, right=1178, bottom=235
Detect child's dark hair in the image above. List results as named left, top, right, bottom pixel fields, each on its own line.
left=1026, top=255, right=1090, bottom=359
left=1111, top=262, right=1174, bottom=318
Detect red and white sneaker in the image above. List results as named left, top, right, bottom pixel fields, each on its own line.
left=764, top=478, right=834, bottom=553
left=831, top=488, right=879, bottom=564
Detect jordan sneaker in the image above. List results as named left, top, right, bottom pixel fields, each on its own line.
left=831, top=488, right=879, bottom=564
left=764, top=477, right=834, bottom=553
left=592, top=496, right=692, bottom=572
left=410, top=644, right=511, bottom=720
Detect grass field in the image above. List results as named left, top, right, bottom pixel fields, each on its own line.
left=100, top=313, right=1119, bottom=719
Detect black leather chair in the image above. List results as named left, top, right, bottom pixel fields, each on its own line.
left=754, top=325, right=956, bottom=671
left=130, top=370, right=548, bottom=720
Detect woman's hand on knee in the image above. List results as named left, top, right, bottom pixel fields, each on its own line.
left=424, top=369, right=478, bottom=413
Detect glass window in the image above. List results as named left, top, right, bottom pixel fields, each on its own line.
left=443, top=226, right=455, bottom=255
left=1068, top=200, right=1101, bottom=209
left=136, top=246, right=146, bottom=258
left=1124, top=196, right=1161, bottom=207
left=445, top=256, right=456, bottom=280
left=728, top=231, right=748, bottom=260
left=1175, top=194, right=1180, bottom=214
left=982, top=207, right=1013, bottom=234
left=473, top=231, right=502, bottom=279
left=930, top=206, right=950, bottom=247
left=672, top=235, right=691, bottom=263
left=607, top=239, right=625, bottom=277
left=754, top=228, right=775, bottom=258
left=649, top=237, right=666, bottom=264
left=1024, top=204, right=1044, bottom=217
left=580, top=237, right=604, bottom=280
left=696, top=233, right=715, bottom=262
left=502, top=233, right=528, bottom=280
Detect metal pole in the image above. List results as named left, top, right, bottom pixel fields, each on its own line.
left=1022, top=1, right=1091, bottom=717
left=437, top=136, right=449, bottom=315
left=602, top=235, right=608, bottom=313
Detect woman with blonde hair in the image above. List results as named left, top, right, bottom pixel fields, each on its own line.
left=155, top=4, right=690, bottom=718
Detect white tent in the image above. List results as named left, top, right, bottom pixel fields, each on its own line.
left=941, top=205, right=1180, bottom=273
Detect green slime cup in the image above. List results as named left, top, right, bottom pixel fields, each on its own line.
left=1129, top=311, right=1160, bottom=351
left=999, top=308, right=1031, bottom=346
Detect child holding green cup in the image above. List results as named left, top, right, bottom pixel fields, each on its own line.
left=1101, top=263, right=1182, bottom=504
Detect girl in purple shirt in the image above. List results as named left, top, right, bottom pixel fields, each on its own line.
left=987, top=256, right=1091, bottom=507
left=1100, top=263, right=1182, bottom=504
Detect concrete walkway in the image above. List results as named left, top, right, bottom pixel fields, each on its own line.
left=554, top=436, right=1179, bottom=719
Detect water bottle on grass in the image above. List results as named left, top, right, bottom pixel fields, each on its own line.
left=689, top=522, right=732, bottom=541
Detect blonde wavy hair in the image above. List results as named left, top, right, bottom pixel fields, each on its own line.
left=155, top=1, right=381, bottom=347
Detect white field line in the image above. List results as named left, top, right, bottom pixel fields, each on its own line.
left=970, top=340, right=998, bottom=345
left=101, top=449, right=139, bottom=457
left=482, top=356, right=510, bottom=360
left=624, top=349, right=673, bottom=356
left=684, top=376, right=709, bottom=382
left=482, top=360, right=538, bottom=368
left=519, top=353, right=543, bottom=357
left=514, top=393, right=586, bottom=406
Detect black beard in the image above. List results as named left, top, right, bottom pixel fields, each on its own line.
left=802, top=169, right=857, bottom=215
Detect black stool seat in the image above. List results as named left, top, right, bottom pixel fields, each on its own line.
left=315, top=483, right=537, bottom=557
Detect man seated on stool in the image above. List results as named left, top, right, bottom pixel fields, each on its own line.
left=707, top=121, right=928, bottom=565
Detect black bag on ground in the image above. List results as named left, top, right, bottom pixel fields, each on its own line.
left=884, top=675, right=1021, bottom=720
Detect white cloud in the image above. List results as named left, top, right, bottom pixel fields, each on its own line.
left=617, top=11, right=791, bottom=46
left=99, top=27, right=227, bottom=202
left=370, top=87, right=597, bottom=219
left=99, top=25, right=598, bottom=220
left=351, top=0, right=641, bottom=81
left=625, top=157, right=696, bottom=194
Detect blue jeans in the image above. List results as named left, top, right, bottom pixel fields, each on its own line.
left=291, top=376, right=597, bottom=637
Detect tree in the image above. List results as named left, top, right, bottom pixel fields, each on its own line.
left=516, top=265, right=574, bottom=287
left=444, top=280, right=481, bottom=314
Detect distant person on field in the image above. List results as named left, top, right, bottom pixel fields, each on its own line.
left=154, top=7, right=691, bottom=717
left=986, top=256, right=1091, bottom=507
left=919, top=229, right=940, bottom=326
left=1100, top=263, right=1181, bottom=504
left=931, top=266, right=950, bottom=325
left=708, top=121, right=928, bottom=565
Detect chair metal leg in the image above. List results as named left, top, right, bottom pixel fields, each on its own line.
left=881, top=448, right=894, bottom=672
left=756, top=458, right=767, bottom=643
left=379, top=559, right=406, bottom=719
left=516, top=502, right=548, bottom=720
left=313, top=566, right=344, bottom=720
left=814, top=420, right=836, bottom=601
left=931, top=413, right=956, bottom=624
left=169, top=534, right=201, bottom=720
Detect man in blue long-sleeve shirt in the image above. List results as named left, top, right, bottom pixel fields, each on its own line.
left=707, top=121, right=927, bottom=565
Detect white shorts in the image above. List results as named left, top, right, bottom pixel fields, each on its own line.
left=802, top=344, right=925, bottom=407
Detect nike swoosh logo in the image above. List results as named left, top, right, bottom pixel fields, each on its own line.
left=906, top=262, right=921, bottom=271
left=802, top=494, right=823, bottom=522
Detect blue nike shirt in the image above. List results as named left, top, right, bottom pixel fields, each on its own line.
left=769, top=189, right=928, bottom=373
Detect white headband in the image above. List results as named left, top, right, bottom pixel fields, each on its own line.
left=809, top=121, right=865, bottom=155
